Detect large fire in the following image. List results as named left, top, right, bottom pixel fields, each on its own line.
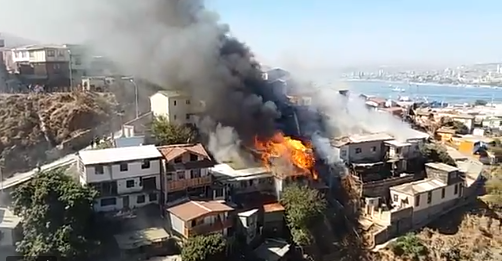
left=253, top=132, right=318, bottom=180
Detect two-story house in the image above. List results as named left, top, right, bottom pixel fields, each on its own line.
left=77, top=145, right=163, bottom=212
left=158, top=144, right=215, bottom=204
left=9, top=44, right=86, bottom=89
left=166, top=200, right=234, bottom=239
left=389, top=162, right=463, bottom=226
left=334, top=133, right=394, bottom=164
left=149, top=91, right=205, bottom=126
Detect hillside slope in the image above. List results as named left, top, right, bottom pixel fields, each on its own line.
left=0, top=92, right=120, bottom=177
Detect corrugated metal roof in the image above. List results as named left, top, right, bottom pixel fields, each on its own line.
left=425, top=162, right=459, bottom=173
left=167, top=200, right=234, bottom=221
left=79, top=145, right=162, bottom=165
left=349, top=133, right=394, bottom=143
left=390, top=178, right=446, bottom=195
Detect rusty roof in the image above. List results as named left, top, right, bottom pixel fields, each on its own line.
left=157, top=143, right=210, bottom=161
left=167, top=200, right=234, bottom=221
left=263, top=203, right=285, bottom=213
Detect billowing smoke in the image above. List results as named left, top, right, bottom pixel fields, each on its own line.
left=79, top=0, right=418, bottom=167
left=82, top=0, right=285, bottom=161
left=302, top=81, right=419, bottom=164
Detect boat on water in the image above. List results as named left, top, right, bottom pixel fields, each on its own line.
left=392, top=87, right=406, bottom=92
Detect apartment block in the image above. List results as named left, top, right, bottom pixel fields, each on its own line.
left=77, top=145, right=163, bottom=212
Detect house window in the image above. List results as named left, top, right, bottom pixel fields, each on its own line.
left=214, top=188, right=224, bottom=198
left=137, top=195, right=145, bottom=204
left=29, top=51, right=34, bottom=58
left=441, top=188, right=445, bottom=199
left=149, top=193, right=158, bottom=202
left=355, top=148, right=362, bottom=154
left=427, top=192, right=432, bottom=204
left=370, top=146, right=377, bottom=152
left=393, top=194, right=398, bottom=202
left=173, top=114, right=177, bottom=120
left=95, top=165, right=104, bottom=175
left=190, top=154, right=198, bottom=161
left=173, top=100, right=177, bottom=106
left=177, top=171, right=185, bottom=180
left=186, top=114, right=190, bottom=120
left=174, top=157, right=182, bottom=163
left=240, top=180, right=248, bottom=188
left=46, top=50, right=55, bottom=57
left=340, top=150, right=347, bottom=157
left=454, top=184, right=458, bottom=195
left=186, top=100, right=190, bottom=105
left=119, top=162, right=128, bottom=172
left=190, top=169, right=201, bottom=178
left=126, top=180, right=135, bottom=188
left=141, top=160, right=150, bottom=169
left=166, top=173, right=173, bottom=181
left=415, top=195, right=420, bottom=207
left=100, top=197, right=116, bottom=206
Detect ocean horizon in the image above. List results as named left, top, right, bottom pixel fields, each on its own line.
left=342, top=80, right=502, bottom=104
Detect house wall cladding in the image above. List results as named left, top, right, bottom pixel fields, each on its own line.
left=362, top=175, right=415, bottom=198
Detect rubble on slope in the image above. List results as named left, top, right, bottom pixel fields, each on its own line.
left=0, top=92, right=120, bottom=177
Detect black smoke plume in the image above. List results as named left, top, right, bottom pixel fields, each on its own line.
left=85, top=0, right=288, bottom=161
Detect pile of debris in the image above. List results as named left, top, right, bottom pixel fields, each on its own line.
left=0, top=92, right=120, bottom=177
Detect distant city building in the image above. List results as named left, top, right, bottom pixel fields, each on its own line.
left=6, top=44, right=87, bottom=89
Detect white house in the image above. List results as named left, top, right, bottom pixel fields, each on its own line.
left=77, top=145, right=163, bottom=212
left=0, top=207, right=22, bottom=247
left=149, top=91, right=205, bottom=125
left=209, top=163, right=276, bottom=200
left=334, top=133, right=394, bottom=164
left=166, top=200, right=234, bottom=239
left=390, top=162, right=464, bottom=225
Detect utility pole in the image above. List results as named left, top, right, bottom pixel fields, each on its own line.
left=122, top=77, right=139, bottom=118
left=67, top=49, right=73, bottom=90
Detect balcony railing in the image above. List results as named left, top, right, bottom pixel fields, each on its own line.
left=185, top=218, right=233, bottom=237
left=167, top=176, right=212, bottom=192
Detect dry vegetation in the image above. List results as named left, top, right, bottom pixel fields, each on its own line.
left=370, top=201, right=502, bottom=261
left=0, top=92, right=120, bottom=177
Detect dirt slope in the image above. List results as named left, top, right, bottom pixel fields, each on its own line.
left=0, top=92, right=120, bottom=177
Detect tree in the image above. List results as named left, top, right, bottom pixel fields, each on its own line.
left=483, top=165, right=502, bottom=210
left=181, top=234, right=226, bottom=261
left=474, top=99, right=488, bottom=106
left=489, top=138, right=502, bottom=163
left=11, top=169, right=100, bottom=261
left=150, top=116, right=196, bottom=145
left=420, top=143, right=456, bottom=166
left=390, top=233, right=428, bottom=260
left=280, top=185, right=326, bottom=246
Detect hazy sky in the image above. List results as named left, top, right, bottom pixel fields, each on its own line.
left=0, top=0, right=501, bottom=68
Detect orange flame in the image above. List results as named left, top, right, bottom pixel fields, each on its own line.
left=253, top=132, right=318, bottom=180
